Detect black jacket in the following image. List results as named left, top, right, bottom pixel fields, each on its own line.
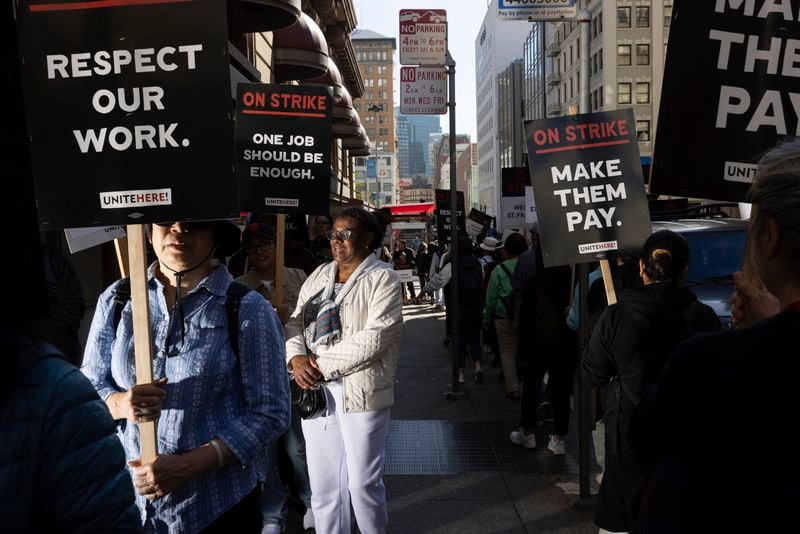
left=629, top=309, right=800, bottom=533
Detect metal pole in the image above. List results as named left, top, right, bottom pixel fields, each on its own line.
left=576, top=0, right=594, bottom=505
left=447, top=51, right=461, bottom=396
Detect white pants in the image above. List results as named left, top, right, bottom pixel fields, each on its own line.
left=301, top=381, right=391, bottom=534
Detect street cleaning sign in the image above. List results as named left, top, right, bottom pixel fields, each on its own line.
left=497, top=0, right=577, bottom=21
left=399, top=9, right=447, bottom=66
left=525, top=109, right=651, bottom=268
left=650, top=0, right=800, bottom=202
left=434, top=189, right=465, bottom=243
left=400, top=67, right=447, bottom=114
left=235, top=84, right=333, bottom=215
left=16, top=0, right=237, bottom=229
left=501, top=167, right=533, bottom=231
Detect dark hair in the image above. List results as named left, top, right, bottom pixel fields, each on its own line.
left=314, top=214, right=333, bottom=226
left=457, top=236, right=474, bottom=256
left=641, top=230, right=689, bottom=283
left=503, top=232, right=528, bottom=256
left=338, top=207, right=384, bottom=250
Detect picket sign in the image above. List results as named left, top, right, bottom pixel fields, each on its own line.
left=126, top=224, right=157, bottom=463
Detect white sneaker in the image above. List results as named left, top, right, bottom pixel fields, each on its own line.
left=509, top=429, right=537, bottom=449
left=302, top=507, right=315, bottom=530
left=547, top=436, right=566, bottom=455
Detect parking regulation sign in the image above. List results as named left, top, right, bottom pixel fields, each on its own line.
left=399, top=9, right=447, bottom=66
left=400, top=67, right=447, bottom=114
left=497, top=0, right=577, bottom=21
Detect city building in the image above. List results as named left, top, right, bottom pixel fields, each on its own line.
left=395, top=106, right=442, bottom=180
left=497, top=59, right=525, bottom=171
left=352, top=29, right=396, bottom=154
left=523, top=22, right=548, bottom=122
left=430, top=134, right=472, bottom=193
left=475, top=0, right=535, bottom=219
left=353, top=153, right=397, bottom=207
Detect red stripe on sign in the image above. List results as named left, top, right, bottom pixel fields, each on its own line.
left=29, top=0, right=194, bottom=12
left=535, top=139, right=630, bottom=154
left=243, top=109, right=328, bottom=118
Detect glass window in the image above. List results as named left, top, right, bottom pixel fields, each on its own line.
left=636, top=44, right=650, bottom=65
left=636, top=6, right=650, bottom=28
left=618, top=44, right=632, bottom=66
left=664, top=4, right=673, bottom=27
left=618, top=6, right=631, bottom=28
left=618, top=82, right=632, bottom=104
left=637, top=120, right=651, bottom=142
left=636, top=82, right=650, bottom=103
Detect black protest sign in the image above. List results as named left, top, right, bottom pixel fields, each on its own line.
left=236, top=83, right=333, bottom=215
left=16, top=0, right=237, bottom=229
left=525, top=109, right=651, bottom=268
left=434, top=189, right=465, bottom=243
left=500, top=167, right=532, bottom=230
left=650, top=0, right=800, bottom=202
left=466, top=207, right=492, bottom=236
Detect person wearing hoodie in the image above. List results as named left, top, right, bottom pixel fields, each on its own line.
left=582, top=230, right=721, bottom=534
left=453, top=236, right=486, bottom=384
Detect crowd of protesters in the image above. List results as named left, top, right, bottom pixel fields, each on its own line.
left=5, top=139, right=800, bottom=533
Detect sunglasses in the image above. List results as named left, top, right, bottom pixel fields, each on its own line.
left=246, top=239, right=275, bottom=252
left=326, top=229, right=356, bottom=241
left=154, top=221, right=215, bottom=230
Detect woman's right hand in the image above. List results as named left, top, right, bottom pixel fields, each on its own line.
left=290, top=355, right=322, bottom=389
left=108, top=378, right=168, bottom=423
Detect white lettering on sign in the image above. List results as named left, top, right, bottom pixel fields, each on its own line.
left=73, top=123, right=181, bottom=153
left=550, top=159, right=622, bottom=183
left=99, top=188, right=172, bottom=209
left=46, top=45, right=203, bottom=79
left=250, top=167, right=313, bottom=179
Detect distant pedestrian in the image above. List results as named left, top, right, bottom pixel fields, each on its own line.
left=393, top=240, right=417, bottom=302
left=453, top=236, right=485, bottom=384
left=416, top=242, right=429, bottom=298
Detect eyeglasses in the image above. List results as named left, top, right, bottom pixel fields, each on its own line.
left=154, top=221, right=214, bottom=230
left=326, top=229, right=356, bottom=241
left=246, top=240, right=275, bottom=252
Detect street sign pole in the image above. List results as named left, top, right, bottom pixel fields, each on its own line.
left=446, top=50, right=462, bottom=399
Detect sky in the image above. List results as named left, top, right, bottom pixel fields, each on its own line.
left=352, top=0, right=489, bottom=140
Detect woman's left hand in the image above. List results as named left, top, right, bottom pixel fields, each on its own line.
left=130, top=454, right=191, bottom=500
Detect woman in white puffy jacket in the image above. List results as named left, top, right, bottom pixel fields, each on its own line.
left=285, top=207, right=403, bottom=534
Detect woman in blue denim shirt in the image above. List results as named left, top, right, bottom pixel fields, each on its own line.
left=82, top=220, right=291, bottom=533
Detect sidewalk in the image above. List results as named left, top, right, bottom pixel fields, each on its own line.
left=384, top=301, right=598, bottom=533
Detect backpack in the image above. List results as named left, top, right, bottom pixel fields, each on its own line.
left=111, top=279, right=252, bottom=358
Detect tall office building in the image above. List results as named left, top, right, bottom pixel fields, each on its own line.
left=352, top=29, right=396, bottom=154
left=475, top=0, right=535, bottom=218
left=395, top=106, right=442, bottom=181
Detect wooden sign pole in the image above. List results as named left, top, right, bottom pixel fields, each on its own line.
left=600, top=259, right=617, bottom=305
left=114, top=237, right=129, bottom=278
left=274, top=214, right=286, bottom=306
left=126, top=224, right=157, bottom=464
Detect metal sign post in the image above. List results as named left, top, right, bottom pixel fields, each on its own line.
left=446, top=50, right=462, bottom=399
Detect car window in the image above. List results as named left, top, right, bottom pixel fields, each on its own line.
left=684, top=230, right=746, bottom=282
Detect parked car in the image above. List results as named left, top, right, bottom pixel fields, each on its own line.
left=650, top=217, right=748, bottom=328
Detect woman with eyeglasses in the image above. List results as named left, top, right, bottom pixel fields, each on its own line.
left=82, top=220, right=291, bottom=533
left=285, top=207, right=403, bottom=534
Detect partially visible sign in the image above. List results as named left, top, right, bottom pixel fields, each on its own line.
left=64, top=225, right=126, bottom=254
left=399, top=9, right=447, bottom=66
left=434, top=188, right=465, bottom=243
left=497, top=0, right=577, bottom=21
left=500, top=167, right=532, bottom=231
left=524, top=186, right=537, bottom=225
left=400, top=67, right=447, bottom=114
left=525, top=109, right=651, bottom=267
left=235, top=83, right=333, bottom=215
left=16, top=0, right=237, bottom=228
left=650, top=0, right=800, bottom=202
left=466, top=207, right=492, bottom=236
left=396, top=269, right=415, bottom=283
left=367, top=158, right=377, bottom=179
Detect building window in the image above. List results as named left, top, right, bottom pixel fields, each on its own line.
left=379, top=116, right=387, bottom=124
left=379, top=128, right=389, bottom=136
left=665, top=3, right=672, bottom=27
left=618, top=82, right=632, bottom=104
left=618, top=6, right=631, bottom=28
left=636, top=82, right=651, bottom=103
left=637, top=120, right=651, bottom=142
left=598, top=11, right=603, bottom=33
left=636, top=6, right=650, bottom=28
left=618, top=44, right=631, bottom=66
left=636, top=44, right=650, bottom=65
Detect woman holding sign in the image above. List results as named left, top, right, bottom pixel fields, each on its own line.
left=285, top=207, right=403, bottom=534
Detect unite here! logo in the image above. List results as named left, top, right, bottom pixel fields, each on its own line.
left=99, top=188, right=172, bottom=209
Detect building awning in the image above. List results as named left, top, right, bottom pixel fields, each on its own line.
left=228, top=0, right=301, bottom=32
left=273, top=12, right=329, bottom=82
left=333, top=112, right=365, bottom=138
left=333, top=87, right=357, bottom=124
left=302, top=57, right=345, bottom=102
left=387, top=203, right=435, bottom=215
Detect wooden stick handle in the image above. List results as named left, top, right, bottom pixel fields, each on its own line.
left=275, top=214, right=286, bottom=305
left=600, top=259, right=617, bottom=306
left=126, top=224, right=157, bottom=464
left=114, top=237, right=129, bottom=278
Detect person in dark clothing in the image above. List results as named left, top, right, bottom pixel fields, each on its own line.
left=628, top=140, right=800, bottom=534
left=453, top=236, right=486, bottom=384
left=582, top=230, right=721, bottom=533
left=416, top=243, right=429, bottom=299
left=509, top=243, right=574, bottom=453
left=393, top=240, right=417, bottom=301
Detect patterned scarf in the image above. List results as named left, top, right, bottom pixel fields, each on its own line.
left=305, top=254, right=381, bottom=351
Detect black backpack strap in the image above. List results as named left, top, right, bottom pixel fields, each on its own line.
left=111, top=278, right=131, bottom=332
left=225, top=282, right=253, bottom=360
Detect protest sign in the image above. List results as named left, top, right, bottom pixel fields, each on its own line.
left=466, top=208, right=492, bottom=236
left=501, top=167, right=532, bottom=231
left=434, top=189, right=465, bottom=243
left=524, top=186, right=537, bottom=224
left=16, top=0, right=237, bottom=228
left=650, top=0, right=800, bottom=201
left=236, top=83, right=333, bottom=215
left=525, top=109, right=651, bottom=267
left=64, top=225, right=126, bottom=254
